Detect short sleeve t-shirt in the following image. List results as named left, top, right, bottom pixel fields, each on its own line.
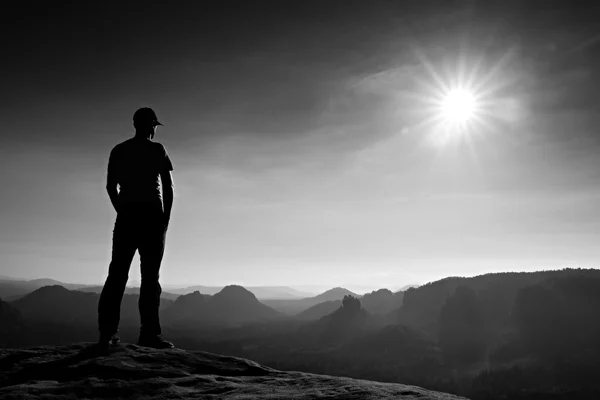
left=108, top=137, right=174, bottom=210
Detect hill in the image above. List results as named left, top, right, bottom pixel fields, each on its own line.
left=313, top=287, right=358, bottom=302
left=163, top=285, right=281, bottom=327
left=6, top=285, right=177, bottom=347
left=293, top=289, right=405, bottom=321
left=296, top=295, right=382, bottom=345
left=263, top=287, right=358, bottom=315
left=295, top=300, right=342, bottom=320
left=287, top=288, right=403, bottom=320
left=0, top=278, right=92, bottom=300
left=10, top=286, right=174, bottom=328
left=167, top=285, right=312, bottom=299
left=11, top=285, right=102, bottom=325
left=0, top=343, right=465, bottom=399
left=75, top=286, right=180, bottom=301
left=245, top=286, right=313, bottom=299
left=361, top=288, right=404, bottom=314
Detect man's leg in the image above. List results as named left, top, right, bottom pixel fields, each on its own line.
left=98, top=213, right=137, bottom=338
left=138, top=213, right=166, bottom=337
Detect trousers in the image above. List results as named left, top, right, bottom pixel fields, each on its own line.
left=98, top=203, right=167, bottom=336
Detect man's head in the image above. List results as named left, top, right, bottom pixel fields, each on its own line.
left=133, top=107, right=163, bottom=139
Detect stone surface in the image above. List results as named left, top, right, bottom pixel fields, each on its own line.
left=0, top=343, right=468, bottom=399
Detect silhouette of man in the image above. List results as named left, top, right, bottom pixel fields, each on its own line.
left=97, top=107, right=174, bottom=349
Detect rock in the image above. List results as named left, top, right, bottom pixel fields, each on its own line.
left=0, top=343, right=468, bottom=399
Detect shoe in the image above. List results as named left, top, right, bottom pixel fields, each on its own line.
left=137, top=334, right=174, bottom=349
left=98, top=333, right=120, bottom=348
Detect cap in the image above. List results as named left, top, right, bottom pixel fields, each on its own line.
left=133, top=107, right=163, bottom=126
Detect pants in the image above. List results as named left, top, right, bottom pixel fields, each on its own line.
left=98, top=203, right=167, bottom=337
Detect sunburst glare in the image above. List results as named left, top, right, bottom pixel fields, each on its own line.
left=403, top=47, right=517, bottom=149
left=441, top=88, right=477, bottom=124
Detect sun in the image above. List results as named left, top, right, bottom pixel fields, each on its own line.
left=395, top=47, right=522, bottom=150
left=441, top=88, right=477, bottom=124
left=403, top=50, right=511, bottom=147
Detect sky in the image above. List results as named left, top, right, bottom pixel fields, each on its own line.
left=2, top=1, right=600, bottom=293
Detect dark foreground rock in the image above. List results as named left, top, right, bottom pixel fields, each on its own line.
left=0, top=343, right=467, bottom=399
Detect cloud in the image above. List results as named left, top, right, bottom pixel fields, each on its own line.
left=348, top=64, right=419, bottom=97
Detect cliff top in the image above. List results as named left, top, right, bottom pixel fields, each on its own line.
left=0, top=343, right=467, bottom=399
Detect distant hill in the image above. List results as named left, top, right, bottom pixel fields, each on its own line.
left=167, top=285, right=312, bottom=300
left=293, top=289, right=404, bottom=321
left=313, top=287, right=357, bottom=302
left=263, top=287, right=358, bottom=315
left=26, top=278, right=66, bottom=286
left=163, top=285, right=281, bottom=327
left=4, top=281, right=181, bottom=302
left=162, top=291, right=211, bottom=322
left=75, top=286, right=180, bottom=301
left=1, top=285, right=179, bottom=347
left=167, top=285, right=230, bottom=296
left=299, top=295, right=377, bottom=345
left=295, top=300, right=342, bottom=320
left=10, top=285, right=174, bottom=327
left=0, top=278, right=94, bottom=300
left=245, top=286, right=313, bottom=299
left=11, top=285, right=100, bottom=325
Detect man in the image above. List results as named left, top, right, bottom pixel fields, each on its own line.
left=97, top=107, right=175, bottom=349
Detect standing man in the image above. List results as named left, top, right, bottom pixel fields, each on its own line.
left=98, top=107, right=175, bottom=349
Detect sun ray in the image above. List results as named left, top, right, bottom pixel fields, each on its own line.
left=413, top=47, right=451, bottom=95
left=402, top=45, right=519, bottom=152
left=472, top=48, right=516, bottom=96
left=465, top=54, right=485, bottom=89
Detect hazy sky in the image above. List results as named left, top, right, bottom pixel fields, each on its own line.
left=2, top=1, right=600, bottom=292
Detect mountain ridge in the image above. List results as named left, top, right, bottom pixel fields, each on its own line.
left=0, top=278, right=317, bottom=301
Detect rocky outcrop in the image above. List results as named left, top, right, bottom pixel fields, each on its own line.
left=0, top=343, right=468, bottom=399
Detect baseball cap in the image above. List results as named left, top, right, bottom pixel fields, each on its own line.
left=133, top=107, right=163, bottom=126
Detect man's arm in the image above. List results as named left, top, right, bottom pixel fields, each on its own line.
left=161, top=170, right=174, bottom=224
left=106, top=148, right=120, bottom=214
left=106, top=182, right=120, bottom=214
